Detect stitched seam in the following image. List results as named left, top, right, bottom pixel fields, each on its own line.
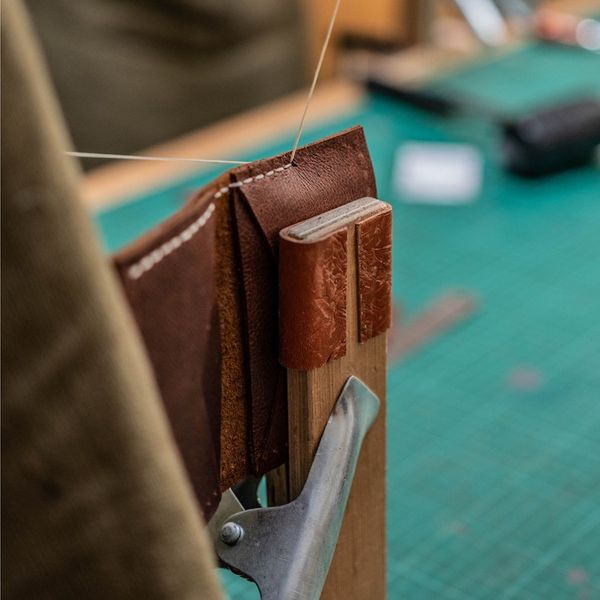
left=127, top=203, right=215, bottom=280
left=214, top=163, right=292, bottom=199
left=127, top=162, right=292, bottom=280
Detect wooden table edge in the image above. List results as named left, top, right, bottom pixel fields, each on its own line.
left=81, top=79, right=364, bottom=211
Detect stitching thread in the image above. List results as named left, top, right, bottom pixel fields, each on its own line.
left=214, top=163, right=291, bottom=199
left=127, top=162, right=292, bottom=280
left=127, top=203, right=215, bottom=279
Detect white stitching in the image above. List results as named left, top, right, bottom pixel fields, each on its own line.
left=213, top=162, right=291, bottom=199
left=128, top=162, right=292, bottom=280
left=127, top=203, right=215, bottom=279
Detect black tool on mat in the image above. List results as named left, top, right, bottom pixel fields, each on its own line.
left=501, top=98, right=600, bottom=176
left=367, top=78, right=600, bottom=177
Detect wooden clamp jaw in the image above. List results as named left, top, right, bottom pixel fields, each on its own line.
left=276, top=196, right=392, bottom=600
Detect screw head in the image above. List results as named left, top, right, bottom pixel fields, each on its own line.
left=220, top=521, right=244, bottom=546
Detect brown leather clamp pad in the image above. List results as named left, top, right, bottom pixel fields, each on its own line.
left=279, top=198, right=392, bottom=370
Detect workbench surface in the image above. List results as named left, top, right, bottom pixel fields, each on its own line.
left=95, top=41, right=600, bottom=599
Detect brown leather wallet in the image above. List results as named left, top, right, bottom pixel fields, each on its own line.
left=113, top=126, right=377, bottom=520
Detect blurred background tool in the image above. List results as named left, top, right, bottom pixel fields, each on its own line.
left=535, top=7, right=600, bottom=48
left=394, top=142, right=484, bottom=203
left=451, top=0, right=511, bottom=46
left=368, top=77, right=600, bottom=176
left=389, top=291, right=478, bottom=363
left=502, top=97, right=600, bottom=175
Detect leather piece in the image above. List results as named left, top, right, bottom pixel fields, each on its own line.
left=357, top=208, right=392, bottom=342
left=113, top=193, right=222, bottom=521
left=277, top=198, right=392, bottom=370
left=176, top=180, right=249, bottom=491
left=278, top=230, right=348, bottom=370
left=227, top=126, right=377, bottom=474
left=111, top=126, right=377, bottom=507
left=230, top=195, right=287, bottom=475
left=213, top=193, right=249, bottom=489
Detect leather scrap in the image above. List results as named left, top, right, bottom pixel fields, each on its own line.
left=213, top=187, right=248, bottom=490
left=113, top=190, right=221, bottom=520
left=226, top=126, right=376, bottom=475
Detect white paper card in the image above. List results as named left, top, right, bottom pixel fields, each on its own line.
left=394, top=142, right=483, bottom=205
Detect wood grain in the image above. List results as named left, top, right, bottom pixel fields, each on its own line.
left=282, top=223, right=387, bottom=600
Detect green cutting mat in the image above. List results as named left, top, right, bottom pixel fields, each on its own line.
left=96, top=42, right=600, bottom=599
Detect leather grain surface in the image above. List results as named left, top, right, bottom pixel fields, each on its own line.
left=357, top=209, right=393, bottom=342
left=278, top=199, right=392, bottom=371
left=213, top=191, right=249, bottom=490
left=279, top=230, right=348, bottom=370
left=114, top=193, right=222, bottom=520
left=227, top=126, right=376, bottom=474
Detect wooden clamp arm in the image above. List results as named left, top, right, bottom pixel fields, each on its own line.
left=276, top=197, right=392, bottom=600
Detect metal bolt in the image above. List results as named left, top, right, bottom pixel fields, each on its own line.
left=220, top=521, right=244, bottom=546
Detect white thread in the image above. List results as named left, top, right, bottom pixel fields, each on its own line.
left=118, top=0, right=342, bottom=280
left=289, top=0, right=342, bottom=165
left=127, top=203, right=215, bottom=279
left=66, top=151, right=249, bottom=165
left=128, top=160, right=291, bottom=278
left=213, top=163, right=292, bottom=199
left=68, top=0, right=341, bottom=172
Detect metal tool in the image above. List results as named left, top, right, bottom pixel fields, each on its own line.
left=207, top=376, right=380, bottom=600
left=367, top=71, right=600, bottom=177
left=494, top=0, right=533, bottom=23
left=408, top=0, right=510, bottom=47
left=452, top=0, right=510, bottom=47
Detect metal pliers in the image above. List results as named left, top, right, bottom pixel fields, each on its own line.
left=207, top=376, right=380, bottom=600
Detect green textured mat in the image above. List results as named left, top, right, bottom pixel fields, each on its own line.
left=96, top=42, right=600, bottom=598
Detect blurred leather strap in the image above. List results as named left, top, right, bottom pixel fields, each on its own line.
left=1, top=1, right=223, bottom=598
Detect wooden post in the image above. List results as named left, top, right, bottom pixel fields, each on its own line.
left=275, top=198, right=390, bottom=600
left=301, top=0, right=409, bottom=78
left=405, top=0, right=435, bottom=45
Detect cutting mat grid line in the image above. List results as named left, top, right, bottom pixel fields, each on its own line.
left=97, top=41, right=600, bottom=599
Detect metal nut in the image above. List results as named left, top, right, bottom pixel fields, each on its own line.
left=220, top=521, right=244, bottom=546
